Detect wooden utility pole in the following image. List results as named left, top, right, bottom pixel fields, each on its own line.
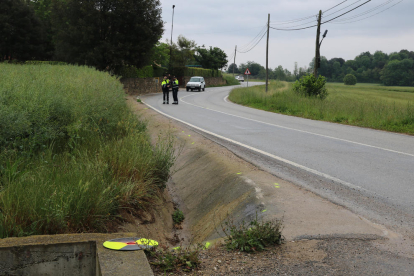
left=313, top=10, right=322, bottom=78
left=233, top=45, right=237, bottom=77
left=266, top=14, right=270, bottom=92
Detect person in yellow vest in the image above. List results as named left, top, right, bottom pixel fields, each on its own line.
left=161, top=75, right=170, bottom=104
left=172, top=76, right=179, bottom=105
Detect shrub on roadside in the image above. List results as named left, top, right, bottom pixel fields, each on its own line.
left=344, top=74, right=357, bottom=85
left=292, top=74, right=328, bottom=100
left=221, top=214, right=283, bottom=252
left=172, top=209, right=185, bottom=225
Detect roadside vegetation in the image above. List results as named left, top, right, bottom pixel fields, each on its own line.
left=229, top=81, right=414, bottom=134
left=0, top=64, right=175, bottom=238
left=221, top=214, right=283, bottom=253
left=223, top=73, right=242, bottom=86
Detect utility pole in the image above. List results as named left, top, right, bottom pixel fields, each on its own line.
left=169, top=5, right=175, bottom=73
left=266, top=13, right=270, bottom=92
left=233, top=45, right=237, bottom=77
left=313, top=10, right=322, bottom=78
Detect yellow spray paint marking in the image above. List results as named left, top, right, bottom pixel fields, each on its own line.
left=188, top=135, right=191, bottom=137
left=136, top=238, right=158, bottom=247
left=237, top=173, right=242, bottom=175
left=173, top=246, right=181, bottom=251
left=204, top=242, right=211, bottom=249
left=192, top=142, right=195, bottom=144
left=274, top=183, right=280, bottom=188
left=182, top=131, right=185, bottom=133
left=262, top=209, right=267, bottom=213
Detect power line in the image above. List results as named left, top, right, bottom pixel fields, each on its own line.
left=237, top=30, right=268, bottom=53
left=323, top=0, right=350, bottom=13
left=269, top=0, right=372, bottom=31
left=329, top=0, right=401, bottom=23
left=237, top=25, right=267, bottom=52
left=331, top=0, right=403, bottom=24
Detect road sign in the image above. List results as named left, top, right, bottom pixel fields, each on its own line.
left=244, top=68, right=251, bottom=75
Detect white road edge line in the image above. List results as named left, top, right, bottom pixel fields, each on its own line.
left=178, top=93, right=414, bottom=158
left=142, top=100, right=372, bottom=194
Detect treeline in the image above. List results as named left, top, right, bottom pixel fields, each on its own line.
left=314, top=50, right=414, bottom=86
left=227, top=61, right=308, bottom=82
left=228, top=49, right=414, bottom=86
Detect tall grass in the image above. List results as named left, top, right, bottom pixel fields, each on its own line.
left=0, top=64, right=176, bottom=238
left=229, top=81, right=414, bottom=134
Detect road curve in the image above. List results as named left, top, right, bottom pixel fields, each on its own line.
left=142, top=83, right=414, bottom=236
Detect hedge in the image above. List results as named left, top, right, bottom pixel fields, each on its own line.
left=118, top=65, right=167, bottom=78
left=173, top=67, right=222, bottom=78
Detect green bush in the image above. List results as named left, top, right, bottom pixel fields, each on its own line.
left=292, top=74, right=328, bottom=100
left=223, top=74, right=240, bottom=85
left=344, top=74, right=357, bottom=85
left=0, top=63, right=176, bottom=238
left=221, top=214, right=283, bottom=252
left=172, top=209, right=185, bottom=224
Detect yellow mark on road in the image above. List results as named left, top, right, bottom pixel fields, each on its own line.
left=274, top=183, right=280, bottom=188
left=188, top=135, right=191, bottom=137
left=237, top=173, right=242, bottom=175
left=192, top=142, right=195, bottom=144
left=262, top=209, right=267, bottom=213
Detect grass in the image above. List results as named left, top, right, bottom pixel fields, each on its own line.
left=229, top=81, right=414, bottom=134
left=0, top=64, right=176, bottom=238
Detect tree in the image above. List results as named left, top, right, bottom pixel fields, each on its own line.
left=29, top=0, right=54, bottom=59
left=0, top=0, right=45, bottom=60
left=151, top=42, right=170, bottom=67
left=381, top=59, right=414, bottom=86
left=195, top=46, right=227, bottom=70
left=343, top=74, right=357, bottom=85
left=170, top=35, right=197, bottom=68
left=51, top=0, right=164, bottom=71
left=227, top=63, right=240, bottom=74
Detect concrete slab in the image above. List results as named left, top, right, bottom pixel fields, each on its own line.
left=0, top=233, right=153, bottom=276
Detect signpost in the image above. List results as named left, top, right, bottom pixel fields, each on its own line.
left=244, top=68, right=251, bottom=87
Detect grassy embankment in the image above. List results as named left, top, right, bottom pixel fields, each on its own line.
left=229, top=81, right=414, bottom=134
left=0, top=64, right=175, bottom=238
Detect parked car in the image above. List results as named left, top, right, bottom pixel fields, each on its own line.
left=235, top=75, right=244, bottom=82
left=186, top=76, right=206, bottom=91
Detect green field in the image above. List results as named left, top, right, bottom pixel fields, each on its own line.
left=0, top=64, right=175, bottom=238
left=229, top=82, right=414, bottom=134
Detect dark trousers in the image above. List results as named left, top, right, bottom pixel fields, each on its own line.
left=173, top=88, right=178, bottom=102
left=163, top=89, right=169, bottom=102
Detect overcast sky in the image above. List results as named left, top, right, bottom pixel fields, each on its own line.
left=158, top=0, right=414, bottom=72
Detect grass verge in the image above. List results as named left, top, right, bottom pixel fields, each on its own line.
left=229, top=81, right=414, bottom=134
left=0, top=64, right=176, bottom=238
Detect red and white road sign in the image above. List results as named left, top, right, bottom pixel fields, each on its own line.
left=244, top=68, right=251, bottom=75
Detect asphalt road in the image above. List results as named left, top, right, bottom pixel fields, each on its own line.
left=142, top=83, right=414, bottom=237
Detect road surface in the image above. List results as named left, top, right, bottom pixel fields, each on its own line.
left=142, top=83, right=414, bottom=237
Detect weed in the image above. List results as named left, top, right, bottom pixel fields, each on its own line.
left=221, top=213, right=283, bottom=252
left=145, top=243, right=204, bottom=273
left=172, top=209, right=185, bottom=225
